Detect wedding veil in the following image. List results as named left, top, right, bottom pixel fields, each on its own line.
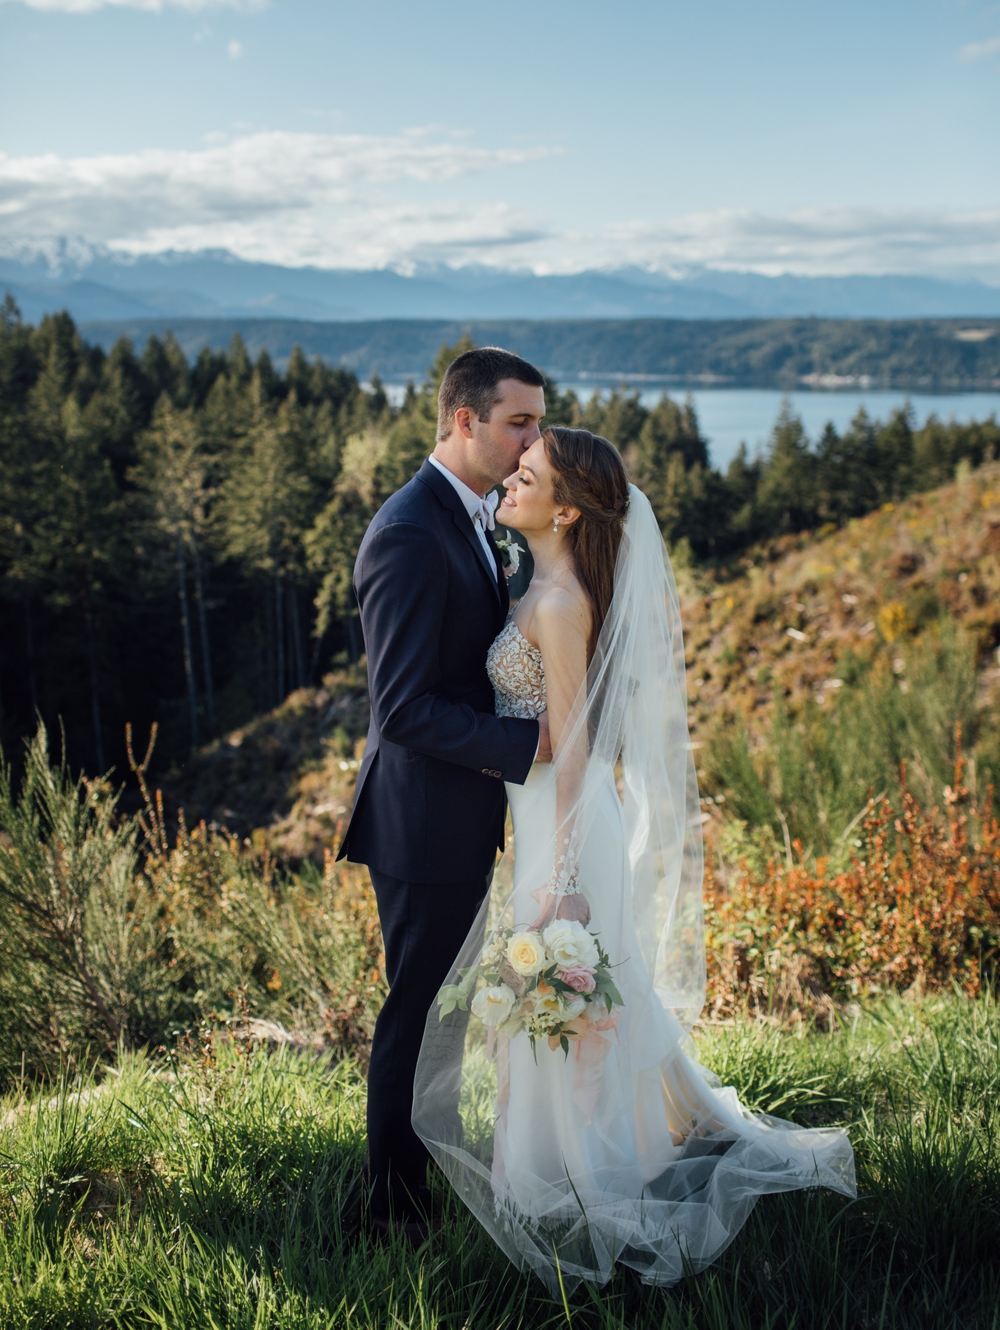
left=533, top=480, right=705, bottom=1022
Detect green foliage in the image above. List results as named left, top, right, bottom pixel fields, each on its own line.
left=0, top=720, right=384, bottom=1087
left=0, top=723, right=155, bottom=1070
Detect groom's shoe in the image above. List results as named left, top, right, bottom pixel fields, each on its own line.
left=367, top=1184, right=441, bottom=1247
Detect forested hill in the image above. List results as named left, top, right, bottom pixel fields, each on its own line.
left=77, top=315, right=1000, bottom=390
left=2, top=299, right=999, bottom=784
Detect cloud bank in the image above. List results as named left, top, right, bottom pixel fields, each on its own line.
left=1, top=130, right=998, bottom=280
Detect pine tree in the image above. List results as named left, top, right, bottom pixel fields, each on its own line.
left=218, top=392, right=317, bottom=703
left=754, top=401, right=818, bottom=533
left=131, top=397, right=216, bottom=748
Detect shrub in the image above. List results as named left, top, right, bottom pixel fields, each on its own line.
left=0, top=723, right=385, bottom=1090
left=707, top=747, right=1000, bottom=1019
left=0, top=724, right=162, bottom=1080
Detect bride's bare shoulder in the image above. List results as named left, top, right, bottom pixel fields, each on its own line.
left=532, top=582, right=590, bottom=647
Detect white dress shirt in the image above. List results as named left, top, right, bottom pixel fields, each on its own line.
left=428, top=455, right=496, bottom=566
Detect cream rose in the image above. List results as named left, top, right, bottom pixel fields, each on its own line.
left=506, top=930, right=548, bottom=976
left=471, top=983, right=516, bottom=1027
left=532, top=986, right=585, bottom=1023
left=543, top=919, right=599, bottom=969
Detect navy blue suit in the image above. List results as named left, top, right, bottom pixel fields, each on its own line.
left=338, top=459, right=538, bottom=1218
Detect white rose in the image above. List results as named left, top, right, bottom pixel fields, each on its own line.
left=543, top=919, right=599, bottom=969
left=506, top=930, right=548, bottom=976
left=507, top=541, right=523, bottom=574
left=471, top=984, right=516, bottom=1027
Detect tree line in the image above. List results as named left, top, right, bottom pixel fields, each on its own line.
left=1, top=296, right=997, bottom=776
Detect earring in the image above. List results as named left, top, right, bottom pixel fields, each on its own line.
left=553, top=517, right=560, bottom=533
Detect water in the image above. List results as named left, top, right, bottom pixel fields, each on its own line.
left=643, top=387, right=1000, bottom=471
left=377, top=382, right=1000, bottom=472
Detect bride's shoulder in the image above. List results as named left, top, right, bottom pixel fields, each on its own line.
left=531, top=582, right=590, bottom=646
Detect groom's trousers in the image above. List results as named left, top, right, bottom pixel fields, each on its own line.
left=366, top=869, right=488, bottom=1220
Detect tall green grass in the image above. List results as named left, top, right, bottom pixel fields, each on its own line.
left=706, top=623, right=998, bottom=858
left=2, top=996, right=998, bottom=1329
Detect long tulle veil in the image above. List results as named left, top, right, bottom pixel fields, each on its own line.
left=411, top=484, right=706, bottom=1278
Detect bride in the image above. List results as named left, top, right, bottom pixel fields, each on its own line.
left=412, top=427, right=855, bottom=1294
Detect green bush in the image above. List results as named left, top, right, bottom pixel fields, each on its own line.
left=0, top=723, right=384, bottom=1090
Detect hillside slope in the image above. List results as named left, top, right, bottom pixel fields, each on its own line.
left=682, top=457, right=1000, bottom=743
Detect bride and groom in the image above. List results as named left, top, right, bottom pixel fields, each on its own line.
left=338, top=346, right=855, bottom=1292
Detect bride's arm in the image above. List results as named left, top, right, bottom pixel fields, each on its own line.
left=530, top=589, right=591, bottom=927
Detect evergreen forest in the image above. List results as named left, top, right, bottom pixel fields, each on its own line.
left=2, top=294, right=998, bottom=777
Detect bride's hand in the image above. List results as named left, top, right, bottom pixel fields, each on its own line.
left=529, top=890, right=591, bottom=930
left=555, top=893, right=591, bottom=926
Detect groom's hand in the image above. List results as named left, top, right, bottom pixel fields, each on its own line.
left=536, top=711, right=552, bottom=763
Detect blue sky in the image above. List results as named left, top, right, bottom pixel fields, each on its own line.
left=1, top=0, right=999, bottom=277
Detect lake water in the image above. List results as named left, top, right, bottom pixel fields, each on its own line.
left=381, top=382, right=1000, bottom=472
left=642, top=387, right=1000, bottom=471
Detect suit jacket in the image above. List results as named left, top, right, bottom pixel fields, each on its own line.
left=337, top=459, right=539, bottom=883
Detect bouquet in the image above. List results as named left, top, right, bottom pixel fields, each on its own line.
left=438, top=918, right=623, bottom=1056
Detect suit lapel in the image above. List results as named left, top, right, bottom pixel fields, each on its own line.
left=416, top=461, right=501, bottom=605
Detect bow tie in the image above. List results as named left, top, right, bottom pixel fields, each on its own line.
left=476, top=491, right=500, bottom=532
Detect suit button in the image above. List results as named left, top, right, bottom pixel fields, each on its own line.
left=482, top=768, right=503, bottom=779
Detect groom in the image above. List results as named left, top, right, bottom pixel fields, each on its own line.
left=337, top=345, right=551, bottom=1236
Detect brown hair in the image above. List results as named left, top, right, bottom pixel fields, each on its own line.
left=436, top=346, right=545, bottom=441
left=543, top=427, right=630, bottom=662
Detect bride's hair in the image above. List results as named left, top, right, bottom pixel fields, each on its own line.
left=542, top=427, right=630, bottom=661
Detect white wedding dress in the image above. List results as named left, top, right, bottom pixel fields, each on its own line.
left=413, top=489, right=855, bottom=1295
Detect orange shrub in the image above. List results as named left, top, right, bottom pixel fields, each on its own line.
left=706, top=752, right=1000, bottom=1019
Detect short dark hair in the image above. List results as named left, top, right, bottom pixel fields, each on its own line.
left=436, top=346, right=545, bottom=442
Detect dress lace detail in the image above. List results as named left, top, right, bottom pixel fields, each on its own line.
left=487, top=614, right=546, bottom=720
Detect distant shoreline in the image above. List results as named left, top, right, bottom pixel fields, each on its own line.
left=77, top=314, right=1000, bottom=392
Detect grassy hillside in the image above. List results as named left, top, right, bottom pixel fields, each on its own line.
left=162, top=664, right=369, bottom=862
left=683, top=456, right=1000, bottom=739
left=2, top=995, right=998, bottom=1328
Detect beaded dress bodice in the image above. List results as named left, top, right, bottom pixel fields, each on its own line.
left=487, top=612, right=547, bottom=719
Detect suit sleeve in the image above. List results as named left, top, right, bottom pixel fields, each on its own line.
left=356, top=520, right=538, bottom=784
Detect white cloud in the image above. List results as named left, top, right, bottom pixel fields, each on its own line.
left=523, top=207, right=1000, bottom=281
left=0, top=0, right=264, bottom=12
left=0, top=131, right=554, bottom=268
left=0, top=130, right=998, bottom=280
left=956, top=35, right=1000, bottom=61
left=226, top=37, right=242, bottom=57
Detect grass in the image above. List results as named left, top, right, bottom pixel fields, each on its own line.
left=2, top=995, right=999, bottom=1329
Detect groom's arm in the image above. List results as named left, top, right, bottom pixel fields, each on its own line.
left=356, top=519, right=539, bottom=784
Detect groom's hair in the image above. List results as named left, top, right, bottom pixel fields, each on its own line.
left=436, top=346, right=545, bottom=441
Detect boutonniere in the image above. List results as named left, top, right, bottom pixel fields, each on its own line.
left=494, top=534, right=524, bottom=578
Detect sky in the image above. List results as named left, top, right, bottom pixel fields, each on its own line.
left=1, top=0, right=999, bottom=278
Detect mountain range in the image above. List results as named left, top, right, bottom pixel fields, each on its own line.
left=3, top=245, right=1000, bottom=324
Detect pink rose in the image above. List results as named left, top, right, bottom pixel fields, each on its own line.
left=560, top=964, right=596, bottom=994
